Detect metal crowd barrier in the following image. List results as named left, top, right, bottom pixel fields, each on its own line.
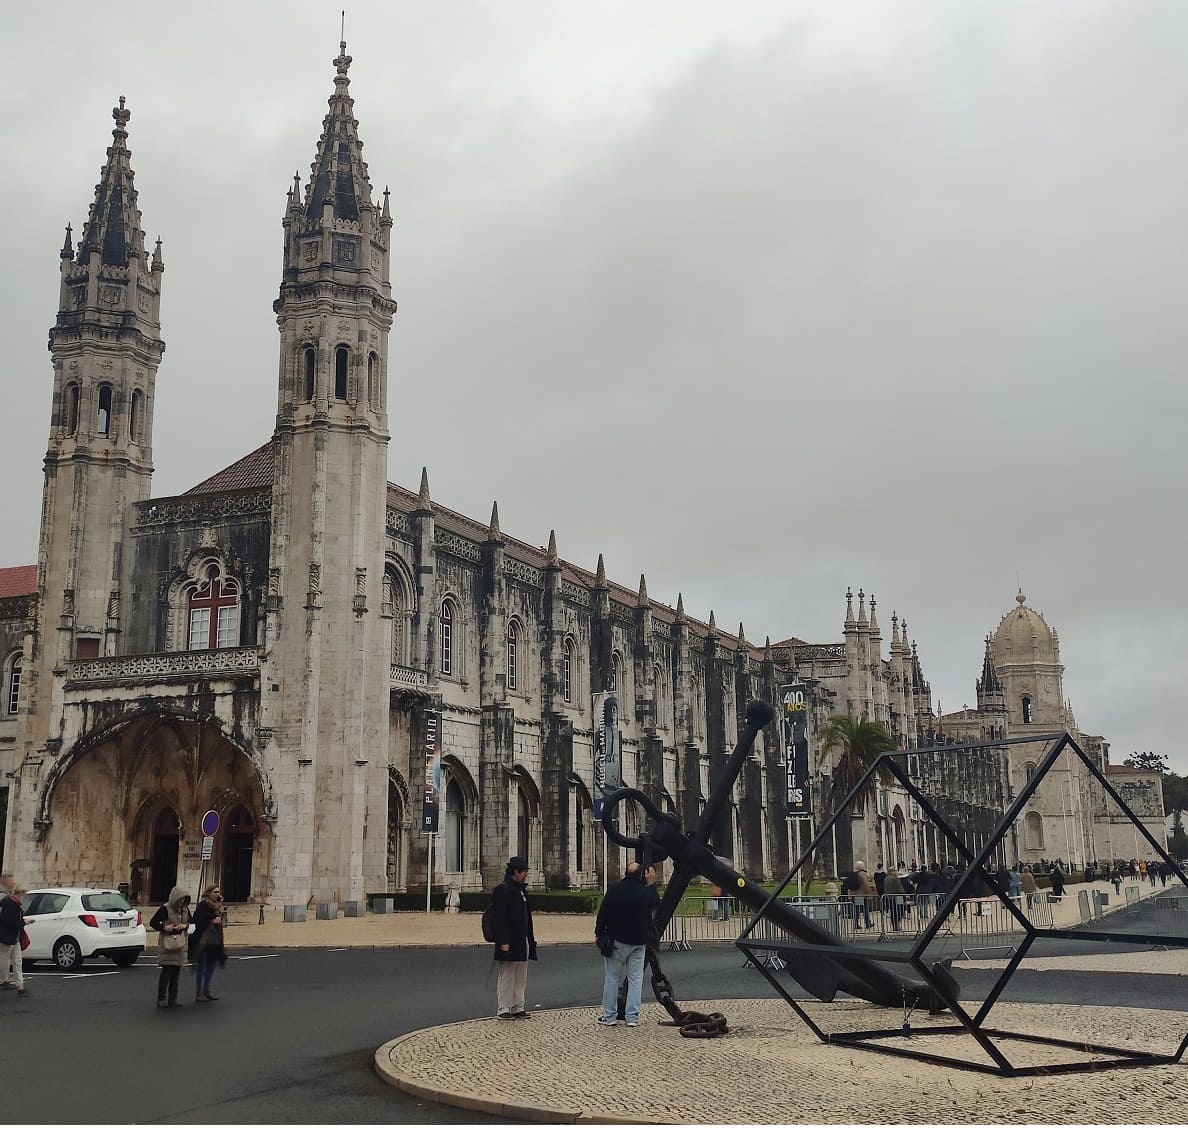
left=662, top=892, right=1055, bottom=959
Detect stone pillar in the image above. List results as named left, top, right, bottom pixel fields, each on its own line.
left=480, top=704, right=515, bottom=887
left=541, top=714, right=574, bottom=888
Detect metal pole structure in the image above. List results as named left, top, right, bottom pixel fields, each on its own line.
left=425, top=833, right=433, bottom=914
left=795, top=818, right=802, bottom=899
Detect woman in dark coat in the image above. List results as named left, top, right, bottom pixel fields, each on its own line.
left=189, top=884, right=226, bottom=1002
left=491, top=855, right=536, bottom=1019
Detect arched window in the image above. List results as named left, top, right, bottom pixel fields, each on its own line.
left=654, top=663, right=667, bottom=727
left=517, top=788, right=530, bottom=861
left=303, top=347, right=316, bottom=401
left=562, top=638, right=573, bottom=703
left=440, top=600, right=453, bottom=675
left=367, top=352, right=378, bottom=404
left=575, top=793, right=587, bottom=872
left=65, top=383, right=80, bottom=436
left=96, top=384, right=113, bottom=436
left=445, top=779, right=465, bottom=872
left=507, top=620, right=519, bottom=691
left=334, top=345, right=348, bottom=400
left=609, top=651, right=621, bottom=694
left=129, top=389, right=144, bottom=444
left=187, top=563, right=240, bottom=651
left=1024, top=761, right=1037, bottom=783
left=1022, top=695, right=1033, bottom=724
left=6, top=654, right=21, bottom=714
left=1024, top=811, right=1044, bottom=851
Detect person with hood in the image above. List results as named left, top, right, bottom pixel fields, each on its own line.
left=0, top=885, right=29, bottom=997
left=490, top=856, right=536, bottom=1020
left=150, top=885, right=192, bottom=1008
left=189, top=884, right=226, bottom=1002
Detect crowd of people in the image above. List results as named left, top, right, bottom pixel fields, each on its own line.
left=830, top=854, right=1176, bottom=930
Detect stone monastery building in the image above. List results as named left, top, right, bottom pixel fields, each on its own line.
left=0, top=46, right=1164, bottom=904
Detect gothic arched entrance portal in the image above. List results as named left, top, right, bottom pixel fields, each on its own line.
left=150, top=807, right=181, bottom=903
left=221, top=805, right=255, bottom=902
left=40, top=712, right=274, bottom=902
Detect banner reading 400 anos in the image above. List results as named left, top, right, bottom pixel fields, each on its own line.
left=781, top=683, right=811, bottom=819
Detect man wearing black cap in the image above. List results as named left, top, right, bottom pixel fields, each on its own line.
left=491, top=856, right=537, bottom=1019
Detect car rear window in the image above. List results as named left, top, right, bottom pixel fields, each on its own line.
left=81, top=892, right=131, bottom=912
left=28, top=893, right=70, bottom=914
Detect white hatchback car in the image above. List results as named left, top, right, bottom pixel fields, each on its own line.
left=21, top=888, right=147, bottom=971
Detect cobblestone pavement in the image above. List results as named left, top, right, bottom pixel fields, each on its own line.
left=375, top=998, right=1187, bottom=1124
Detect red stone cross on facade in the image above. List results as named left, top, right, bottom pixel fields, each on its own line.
left=189, top=564, right=238, bottom=650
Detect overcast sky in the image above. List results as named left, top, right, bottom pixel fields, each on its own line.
left=4, top=2, right=1185, bottom=767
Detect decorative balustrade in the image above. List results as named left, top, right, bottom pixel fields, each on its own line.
left=390, top=664, right=429, bottom=691
left=68, top=646, right=260, bottom=683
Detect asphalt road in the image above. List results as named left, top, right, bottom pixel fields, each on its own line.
left=4, top=927, right=1186, bottom=1123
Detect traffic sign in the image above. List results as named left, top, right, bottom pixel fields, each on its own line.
left=201, top=809, right=220, bottom=836
left=201, top=836, right=214, bottom=860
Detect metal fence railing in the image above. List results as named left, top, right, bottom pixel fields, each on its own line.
left=662, top=892, right=1055, bottom=959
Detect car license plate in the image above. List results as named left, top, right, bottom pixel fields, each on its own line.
left=108, top=919, right=130, bottom=929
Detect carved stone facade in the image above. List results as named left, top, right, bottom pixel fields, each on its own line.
left=0, top=46, right=1163, bottom=897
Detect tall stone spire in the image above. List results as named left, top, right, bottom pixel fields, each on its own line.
left=488, top=501, right=502, bottom=543
left=637, top=573, right=649, bottom=607
left=857, top=588, right=868, bottom=628
left=545, top=529, right=559, bottom=568
left=414, top=467, right=433, bottom=515
left=76, top=97, right=150, bottom=269
left=303, top=40, right=374, bottom=221
left=844, top=587, right=855, bottom=629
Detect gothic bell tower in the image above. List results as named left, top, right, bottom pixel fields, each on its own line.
left=263, top=41, right=395, bottom=902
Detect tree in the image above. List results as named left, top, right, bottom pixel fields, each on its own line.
left=1123, top=751, right=1169, bottom=774
left=819, top=714, right=896, bottom=873
left=1170, top=810, right=1188, bottom=862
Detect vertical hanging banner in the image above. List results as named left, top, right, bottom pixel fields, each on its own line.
left=421, top=709, right=442, bottom=833
left=782, top=683, right=811, bottom=819
left=592, top=693, right=621, bottom=815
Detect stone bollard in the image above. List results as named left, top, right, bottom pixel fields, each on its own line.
left=372, top=896, right=395, bottom=915
left=258, top=903, right=266, bottom=925
left=315, top=901, right=339, bottom=920
left=343, top=900, right=365, bottom=917
left=283, top=904, right=307, bottom=923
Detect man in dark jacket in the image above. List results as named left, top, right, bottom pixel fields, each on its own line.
left=491, top=856, right=536, bottom=1020
left=595, top=862, right=659, bottom=1027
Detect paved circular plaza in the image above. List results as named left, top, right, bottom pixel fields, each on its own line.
left=375, top=997, right=1187, bottom=1124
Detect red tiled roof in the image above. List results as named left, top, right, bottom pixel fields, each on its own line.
left=0, top=564, right=37, bottom=599
left=184, top=442, right=275, bottom=494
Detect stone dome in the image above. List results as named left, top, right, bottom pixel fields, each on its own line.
left=991, top=592, right=1059, bottom=665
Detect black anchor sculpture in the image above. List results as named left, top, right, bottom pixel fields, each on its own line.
left=600, top=700, right=958, bottom=1032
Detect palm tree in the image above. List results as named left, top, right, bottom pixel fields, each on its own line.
left=819, top=714, right=896, bottom=874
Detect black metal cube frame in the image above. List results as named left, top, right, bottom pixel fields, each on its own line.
left=736, top=730, right=1188, bottom=1076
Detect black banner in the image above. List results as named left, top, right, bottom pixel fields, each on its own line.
left=421, top=709, right=442, bottom=833
left=782, top=684, right=811, bottom=818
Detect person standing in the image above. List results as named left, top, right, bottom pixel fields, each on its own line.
left=845, top=861, right=876, bottom=930
left=150, top=885, right=192, bottom=1008
left=190, top=885, right=226, bottom=1002
left=0, top=886, right=29, bottom=998
left=883, top=866, right=906, bottom=932
left=491, top=857, right=536, bottom=1020
left=0, top=872, right=15, bottom=991
left=594, top=862, right=660, bottom=1027
left=1050, top=865, right=1066, bottom=900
